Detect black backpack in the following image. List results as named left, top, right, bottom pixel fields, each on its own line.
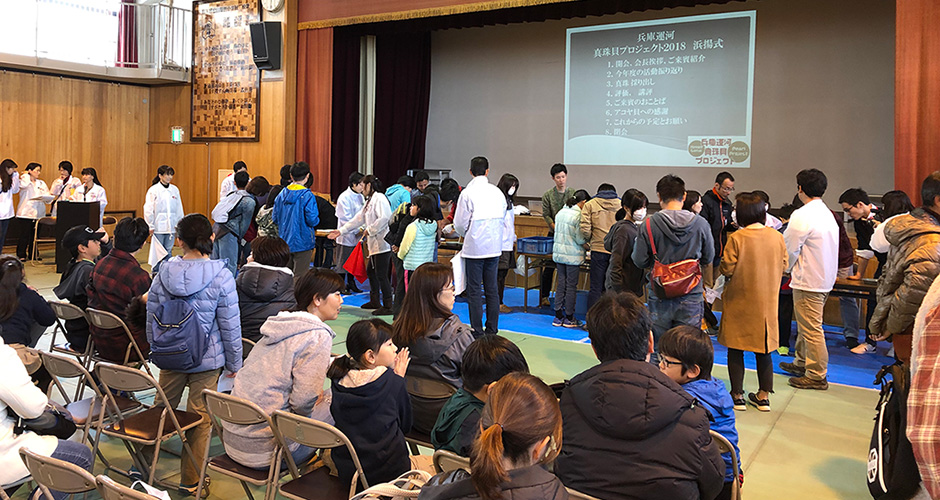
left=868, top=362, right=921, bottom=499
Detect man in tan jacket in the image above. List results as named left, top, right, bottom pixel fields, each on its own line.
left=581, top=183, right=620, bottom=309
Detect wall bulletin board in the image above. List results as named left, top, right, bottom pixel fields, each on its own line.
left=192, top=0, right=261, bottom=141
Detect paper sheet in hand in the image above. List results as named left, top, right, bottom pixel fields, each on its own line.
left=147, top=237, right=169, bottom=268
left=30, top=194, right=55, bottom=203
left=217, top=369, right=236, bottom=393
left=451, top=251, right=466, bottom=295
left=704, top=275, right=727, bottom=304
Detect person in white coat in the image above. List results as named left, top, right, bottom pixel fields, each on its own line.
left=328, top=174, right=393, bottom=315
left=454, top=156, right=506, bottom=336
left=69, top=168, right=108, bottom=228
left=0, top=337, right=93, bottom=499
left=0, top=159, right=21, bottom=251
left=144, top=165, right=185, bottom=273
left=48, top=161, right=82, bottom=218
left=220, top=160, right=249, bottom=199
left=334, top=172, right=366, bottom=294
left=15, top=162, right=49, bottom=261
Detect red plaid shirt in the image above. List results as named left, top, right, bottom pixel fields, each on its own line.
left=910, top=305, right=940, bottom=498
left=87, top=249, right=151, bottom=362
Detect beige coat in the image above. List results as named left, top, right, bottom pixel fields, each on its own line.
left=718, top=225, right=788, bottom=353
left=580, top=196, right=620, bottom=253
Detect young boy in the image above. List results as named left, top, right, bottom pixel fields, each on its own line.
left=52, top=225, right=110, bottom=352
left=430, top=335, right=529, bottom=456
left=659, top=325, right=741, bottom=500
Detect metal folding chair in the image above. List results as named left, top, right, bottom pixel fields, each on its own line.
left=0, top=476, right=32, bottom=500
left=85, top=308, right=153, bottom=377
left=95, top=474, right=159, bottom=500
left=242, top=338, right=256, bottom=359
left=272, top=410, right=369, bottom=500
left=30, top=216, right=56, bottom=266
left=47, top=300, right=95, bottom=370
left=711, top=429, right=742, bottom=500
left=19, top=447, right=96, bottom=499
left=95, top=362, right=203, bottom=488
left=199, top=389, right=287, bottom=500
left=432, top=449, right=470, bottom=474
left=403, top=375, right=456, bottom=454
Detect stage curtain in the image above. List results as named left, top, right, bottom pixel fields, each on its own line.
left=372, top=32, right=432, bottom=185
left=329, top=28, right=363, bottom=199
left=297, top=28, right=335, bottom=194
left=116, top=0, right=138, bottom=68
left=896, top=0, right=940, bottom=205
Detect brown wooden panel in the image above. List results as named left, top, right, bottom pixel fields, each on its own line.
left=148, top=143, right=212, bottom=217
left=298, top=0, right=576, bottom=28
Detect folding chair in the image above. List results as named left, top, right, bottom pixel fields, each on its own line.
left=710, top=429, right=742, bottom=500
left=85, top=308, right=153, bottom=377
left=30, top=216, right=56, bottom=266
left=199, top=389, right=287, bottom=500
left=403, top=375, right=456, bottom=454
left=566, top=487, right=603, bottom=500
left=0, top=476, right=32, bottom=500
left=95, top=474, right=159, bottom=500
left=95, top=362, right=203, bottom=488
left=47, top=300, right=95, bottom=369
left=432, top=449, right=469, bottom=474
left=19, top=447, right=96, bottom=499
left=242, top=338, right=256, bottom=359
left=272, top=410, right=369, bottom=500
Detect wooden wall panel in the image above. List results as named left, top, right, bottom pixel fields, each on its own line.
left=0, top=70, right=150, bottom=216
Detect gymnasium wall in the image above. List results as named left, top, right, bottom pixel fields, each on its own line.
left=425, top=0, right=895, bottom=207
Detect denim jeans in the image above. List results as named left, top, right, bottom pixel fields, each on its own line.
left=587, top=251, right=611, bottom=310
left=35, top=440, right=94, bottom=500
left=465, top=256, right=500, bottom=336
left=837, top=266, right=860, bottom=341
left=647, top=286, right=704, bottom=351
left=211, top=231, right=239, bottom=278
left=152, top=232, right=175, bottom=274
left=554, top=263, right=580, bottom=317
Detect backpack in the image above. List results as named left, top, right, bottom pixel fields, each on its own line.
left=211, top=191, right=246, bottom=224
left=150, top=291, right=208, bottom=371
left=868, top=362, right=921, bottom=499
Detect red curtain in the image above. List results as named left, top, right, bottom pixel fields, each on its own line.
left=896, top=0, right=940, bottom=206
left=372, top=32, right=432, bottom=184
left=297, top=28, right=335, bottom=194
left=329, top=28, right=363, bottom=199
left=116, top=0, right=138, bottom=68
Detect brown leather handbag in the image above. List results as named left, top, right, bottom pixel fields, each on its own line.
left=646, top=219, right=702, bottom=299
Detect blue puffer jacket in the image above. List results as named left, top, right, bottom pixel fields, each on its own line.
left=147, top=257, right=243, bottom=374
left=385, top=184, right=412, bottom=214
left=273, top=184, right=320, bottom=253
left=682, top=378, right=741, bottom=483
left=553, top=205, right=587, bottom=265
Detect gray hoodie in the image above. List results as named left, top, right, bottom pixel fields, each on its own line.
left=222, top=311, right=334, bottom=468
left=631, top=209, right=715, bottom=294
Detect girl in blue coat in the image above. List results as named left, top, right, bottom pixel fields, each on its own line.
left=551, top=189, right=591, bottom=328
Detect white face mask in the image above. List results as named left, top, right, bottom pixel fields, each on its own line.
left=632, top=208, right=647, bottom=221
left=508, top=186, right=516, bottom=196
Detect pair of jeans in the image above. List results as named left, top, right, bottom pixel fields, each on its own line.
left=539, top=231, right=555, bottom=301
left=367, top=252, right=392, bottom=307
left=211, top=231, right=239, bottom=278
left=587, top=251, right=610, bottom=310
left=726, top=348, right=774, bottom=395
left=15, top=217, right=37, bottom=259
left=465, top=256, right=500, bottom=336
left=554, top=263, right=580, bottom=317
left=29, top=440, right=94, bottom=500
left=152, top=232, right=175, bottom=274
left=837, top=266, right=861, bottom=341
left=647, top=286, right=704, bottom=351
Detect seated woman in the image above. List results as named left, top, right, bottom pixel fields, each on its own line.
left=0, top=255, right=56, bottom=390
left=0, top=338, right=93, bottom=500
left=391, top=262, right=475, bottom=436
left=236, top=236, right=296, bottom=343
left=53, top=225, right=110, bottom=352
left=223, top=268, right=341, bottom=469
left=418, top=372, right=567, bottom=500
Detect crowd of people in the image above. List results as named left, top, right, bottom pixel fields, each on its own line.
left=1, top=154, right=940, bottom=499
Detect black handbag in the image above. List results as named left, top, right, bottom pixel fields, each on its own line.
left=14, top=402, right=77, bottom=440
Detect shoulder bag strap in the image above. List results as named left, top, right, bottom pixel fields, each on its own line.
left=645, top=218, right=658, bottom=258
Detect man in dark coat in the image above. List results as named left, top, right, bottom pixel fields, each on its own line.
left=700, top=171, right=735, bottom=333
left=556, top=292, right=724, bottom=500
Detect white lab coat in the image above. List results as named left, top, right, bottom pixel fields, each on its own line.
left=335, top=187, right=365, bottom=247
left=16, top=176, right=49, bottom=220
left=49, top=176, right=82, bottom=217
left=454, top=175, right=506, bottom=259
left=219, top=173, right=251, bottom=200
left=0, top=172, right=20, bottom=220
left=339, top=193, right=391, bottom=255
left=69, top=183, right=108, bottom=228
left=144, top=183, right=185, bottom=234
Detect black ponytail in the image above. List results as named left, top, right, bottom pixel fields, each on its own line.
left=176, top=213, right=214, bottom=256
left=566, top=189, right=591, bottom=207
left=327, top=319, right=393, bottom=380
left=152, top=165, right=175, bottom=186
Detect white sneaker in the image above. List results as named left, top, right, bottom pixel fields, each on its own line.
left=851, top=343, right=876, bottom=354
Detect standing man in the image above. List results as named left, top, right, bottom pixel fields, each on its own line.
left=219, top=161, right=248, bottom=199
left=700, top=171, right=735, bottom=333
left=632, top=175, right=714, bottom=354
left=334, top=172, right=365, bottom=294
left=839, top=187, right=884, bottom=353
left=273, top=162, right=320, bottom=279
left=455, top=156, right=506, bottom=336
left=211, top=171, right=255, bottom=277
left=540, top=163, right=575, bottom=307
left=780, top=169, right=839, bottom=390
left=580, top=183, right=619, bottom=309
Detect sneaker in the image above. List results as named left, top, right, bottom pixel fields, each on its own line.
left=845, top=337, right=860, bottom=349
left=360, top=301, right=380, bottom=310
left=372, top=307, right=393, bottom=316
left=777, top=346, right=791, bottom=356
left=562, top=318, right=583, bottom=329
left=706, top=326, right=719, bottom=337
left=788, top=376, right=829, bottom=390
left=747, top=392, right=771, bottom=412
left=127, top=466, right=144, bottom=482
left=499, top=304, right=512, bottom=314
left=779, top=361, right=805, bottom=377
left=731, top=394, right=746, bottom=411
left=178, top=477, right=210, bottom=497
left=851, top=342, right=876, bottom=354
left=552, top=317, right=564, bottom=327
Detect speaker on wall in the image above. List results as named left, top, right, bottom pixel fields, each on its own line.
left=249, top=21, right=282, bottom=70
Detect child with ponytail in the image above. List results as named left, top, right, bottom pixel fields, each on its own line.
left=328, top=319, right=414, bottom=486
left=419, top=372, right=567, bottom=500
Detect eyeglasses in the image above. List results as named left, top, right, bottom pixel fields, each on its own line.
left=659, top=357, right=684, bottom=368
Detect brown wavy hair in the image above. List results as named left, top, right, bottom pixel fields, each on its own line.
left=470, top=372, right=562, bottom=500
left=391, top=262, right=454, bottom=346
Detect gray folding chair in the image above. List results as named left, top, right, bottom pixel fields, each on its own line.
left=95, top=474, right=159, bottom=500
left=19, top=447, right=96, bottom=499
left=30, top=216, right=56, bottom=265
left=95, top=362, right=203, bottom=488
left=199, top=389, right=287, bottom=500
left=85, top=308, right=153, bottom=377
left=403, top=375, right=456, bottom=454
left=0, top=476, right=32, bottom=500
left=272, top=410, right=369, bottom=500
left=47, top=301, right=95, bottom=370
left=711, top=429, right=742, bottom=500
left=432, top=449, right=470, bottom=474
left=242, top=338, right=256, bottom=359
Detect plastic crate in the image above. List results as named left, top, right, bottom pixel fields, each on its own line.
left=517, top=236, right=553, bottom=255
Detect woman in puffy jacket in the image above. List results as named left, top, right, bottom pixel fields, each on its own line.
left=237, top=236, right=296, bottom=344
left=552, top=190, right=591, bottom=328
left=146, top=213, right=243, bottom=496
left=144, top=165, right=185, bottom=273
